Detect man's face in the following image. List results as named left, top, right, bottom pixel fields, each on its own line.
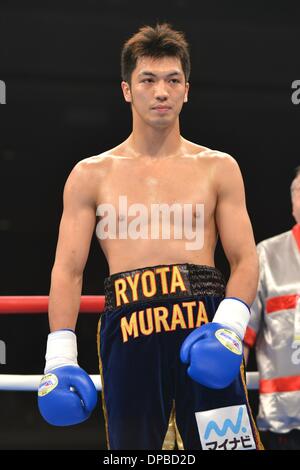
left=121, top=56, right=189, bottom=128
left=291, top=174, right=300, bottom=223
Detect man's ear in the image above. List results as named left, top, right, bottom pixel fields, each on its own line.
left=184, top=82, right=189, bottom=103
left=121, top=81, right=132, bottom=103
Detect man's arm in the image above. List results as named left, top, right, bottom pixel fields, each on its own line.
left=38, top=161, right=98, bottom=427
left=215, top=155, right=259, bottom=306
left=180, top=155, right=258, bottom=389
left=49, top=162, right=96, bottom=332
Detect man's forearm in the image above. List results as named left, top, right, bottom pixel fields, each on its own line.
left=225, top=256, right=259, bottom=306
left=48, top=267, right=83, bottom=331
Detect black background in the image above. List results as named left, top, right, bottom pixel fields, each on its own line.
left=0, top=0, right=299, bottom=449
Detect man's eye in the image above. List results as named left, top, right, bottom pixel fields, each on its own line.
left=170, top=79, right=180, bottom=83
left=142, top=79, right=153, bottom=83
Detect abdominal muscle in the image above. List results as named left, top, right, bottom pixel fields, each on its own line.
left=98, top=228, right=217, bottom=275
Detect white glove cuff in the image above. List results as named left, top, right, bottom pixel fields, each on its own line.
left=212, top=297, right=250, bottom=339
left=44, top=329, right=78, bottom=373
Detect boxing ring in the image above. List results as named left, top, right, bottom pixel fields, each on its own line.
left=0, top=296, right=259, bottom=391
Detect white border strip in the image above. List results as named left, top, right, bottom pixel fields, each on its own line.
left=0, top=373, right=258, bottom=391
left=0, top=374, right=102, bottom=391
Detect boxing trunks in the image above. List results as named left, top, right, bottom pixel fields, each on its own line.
left=98, top=263, right=262, bottom=450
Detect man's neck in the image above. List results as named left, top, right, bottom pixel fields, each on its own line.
left=128, top=120, right=183, bottom=158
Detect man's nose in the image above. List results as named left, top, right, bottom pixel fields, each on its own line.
left=154, top=80, right=168, bottom=100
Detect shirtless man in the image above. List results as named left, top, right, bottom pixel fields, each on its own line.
left=37, top=24, right=263, bottom=450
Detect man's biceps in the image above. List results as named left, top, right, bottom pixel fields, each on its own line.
left=216, top=202, right=243, bottom=228
left=57, top=220, right=94, bottom=258
left=63, top=198, right=96, bottom=217
left=61, top=206, right=96, bottom=230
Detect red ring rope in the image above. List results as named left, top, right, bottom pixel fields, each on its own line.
left=0, top=296, right=105, bottom=314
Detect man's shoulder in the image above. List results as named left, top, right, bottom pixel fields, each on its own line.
left=186, top=141, right=238, bottom=167
left=76, top=149, right=117, bottom=170
left=64, top=150, right=117, bottom=197
left=257, top=230, right=291, bottom=251
left=70, top=147, right=124, bottom=180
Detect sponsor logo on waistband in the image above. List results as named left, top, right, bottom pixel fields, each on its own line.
left=120, top=300, right=208, bottom=342
left=114, top=265, right=189, bottom=307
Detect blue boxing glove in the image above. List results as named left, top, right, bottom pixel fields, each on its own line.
left=180, top=298, right=250, bottom=389
left=38, top=330, right=97, bottom=426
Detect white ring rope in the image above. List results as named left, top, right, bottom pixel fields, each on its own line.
left=0, top=372, right=259, bottom=392
left=0, top=374, right=102, bottom=391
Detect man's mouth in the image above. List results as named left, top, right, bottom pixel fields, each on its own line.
left=152, top=106, right=171, bottom=113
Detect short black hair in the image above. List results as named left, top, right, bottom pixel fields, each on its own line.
left=121, top=23, right=191, bottom=84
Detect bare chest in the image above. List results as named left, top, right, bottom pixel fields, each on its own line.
left=96, top=158, right=216, bottom=217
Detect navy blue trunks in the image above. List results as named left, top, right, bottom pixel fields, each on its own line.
left=98, top=263, right=263, bottom=450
